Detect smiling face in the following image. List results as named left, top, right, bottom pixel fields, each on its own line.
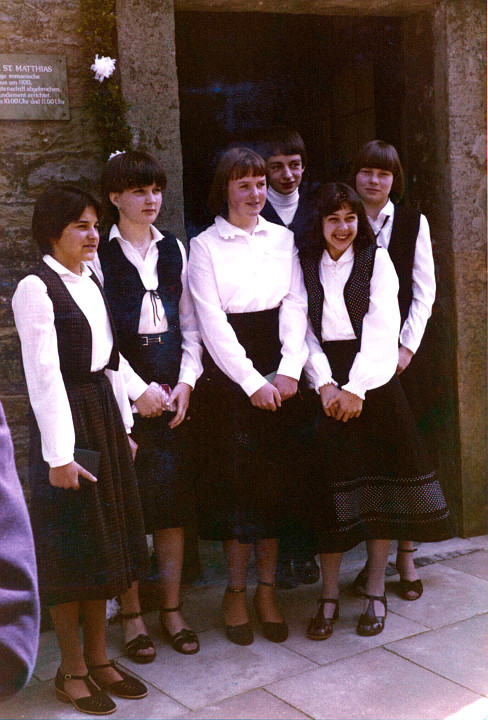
left=109, top=182, right=163, bottom=227
left=266, top=153, right=304, bottom=195
left=322, top=203, right=358, bottom=261
left=226, top=174, right=267, bottom=229
left=51, top=206, right=99, bottom=274
left=355, top=167, right=394, bottom=211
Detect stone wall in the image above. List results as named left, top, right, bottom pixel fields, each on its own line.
left=0, top=0, right=101, bottom=479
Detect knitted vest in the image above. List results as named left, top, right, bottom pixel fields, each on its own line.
left=33, top=262, right=119, bottom=381
left=98, top=231, right=183, bottom=368
left=300, top=244, right=378, bottom=343
left=388, top=206, right=421, bottom=327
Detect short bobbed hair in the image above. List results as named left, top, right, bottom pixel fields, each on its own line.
left=350, top=140, right=405, bottom=200
left=101, top=150, right=167, bottom=223
left=208, top=147, right=267, bottom=218
left=258, top=126, right=307, bottom=166
left=32, top=185, right=101, bottom=255
left=306, top=182, right=375, bottom=255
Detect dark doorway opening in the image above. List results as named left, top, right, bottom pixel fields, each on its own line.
left=175, top=12, right=404, bottom=236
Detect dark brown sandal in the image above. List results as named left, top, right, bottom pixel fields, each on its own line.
left=357, top=593, right=387, bottom=636
left=55, top=669, right=116, bottom=715
left=307, top=598, right=339, bottom=641
left=121, top=611, right=156, bottom=664
left=160, top=603, right=200, bottom=655
left=352, top=564, right=368, bottom=597
left=86, top=660, right=147, bottom=699
left=396, top=548, right=424, bottom=601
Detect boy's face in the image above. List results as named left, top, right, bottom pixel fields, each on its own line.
left=266, top=154, right=304, bottom=195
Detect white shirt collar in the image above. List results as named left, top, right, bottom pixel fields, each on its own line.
left=369, top=199, right=394, bottom=226
left=43, top=254, right=93, bottom=278
left=321, top=244, right=355, bottom=266
left=215, top=214, right=269, bottom=239
left=109, top=223, right=164, bottom=244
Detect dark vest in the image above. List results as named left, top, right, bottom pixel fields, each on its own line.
left=33, top=262, right=119, bottom=382
left=300, top=244, right=378, bottom=344
left=387, top=206, right=421, bottom=327
left=98, top=232, right=183, bottom=383
left=260, top=182, right=318, bottom=251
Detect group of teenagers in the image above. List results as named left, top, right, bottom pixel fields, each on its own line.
left=12, top=127, right=452, bottom=715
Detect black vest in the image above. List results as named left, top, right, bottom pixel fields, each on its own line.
left=98, top=232, right=183, bottom=377
left=388, top=206, right=421, bottom=327
left=300, top=244, right=378, bottom=344
left=260, top=182, right=318, bottom=251
left=33, top=262, right=119, bottom=382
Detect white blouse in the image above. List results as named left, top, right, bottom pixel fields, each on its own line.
left=368, top=200, right=435, bottom=354
left=304, top=245, right=400, bottom=399
left=12, top=255, right=137, bottom=468
left=188, top=215, right=309, bottom=397
left=90, top=224, right=203, bottom=389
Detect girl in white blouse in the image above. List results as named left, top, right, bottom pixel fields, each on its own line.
left=301, top=183, right=450, bottom=640
left=12, top=186, right=150, bottom=714
left=188, top=148, right=309, bottom=646
left=351, top=140, right=436, bottom=601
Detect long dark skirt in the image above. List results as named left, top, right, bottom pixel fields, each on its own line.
left=29, top=373, right=150, bottom=606
left=194, top=308, right=315, bottom=543
left=309, top=340, right=452, bottom=553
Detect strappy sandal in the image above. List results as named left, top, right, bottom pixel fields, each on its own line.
left=307, top=598, right=339, bottom=641
left=396, top=548, right=423, bottom=600
left=85, top=660, right=147, bottom=699
left=352, top=564, right=368, bottom=597
left=160, top=603, right=200, bottom=655
left=357, top=593, right=387, bottom=636
left=253, top=581, right=288, bottom=643
left=223, top=587, right=254, bottom=646
left=55, top=669, right=116, bottom=715
left=120, top=611, right=156, bottom=664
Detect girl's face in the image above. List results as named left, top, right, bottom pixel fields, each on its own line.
left=355, top=167, right=393, bottom=210
left=51, top=205, right=99, bottom=274
left=322, top=204, right=358, bottom=261
left=226, top=174, right=267, bottom=229
left=110, top=182, right=163, bottom=226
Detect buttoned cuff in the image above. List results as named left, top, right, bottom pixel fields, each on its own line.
left=127, top=376, right=150, bottom=402
left=178, top=368, right=197, bottom=389
left=399, top=328, right=419, bottom=355
left=48, top=453, right=74, bottom=468
left=276, top=358, right=302, bottom=382
left=241, top=370, right=268, bottom=397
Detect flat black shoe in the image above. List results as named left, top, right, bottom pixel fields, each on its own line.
left=86, top=660, right=147, bottom=699
left=307, top=598, right=339, bottom=641
left=160, top=603, right=200, bottom=655
left=294, top=558, right=320, bottom=585
left=55, top=669, right=116, bottom=715
left=352, top=564, right=368, bottom=597
left=223, top=587, right=254, bottom=646
left=357, top=593, right=387, bottom=636
left=253, top=581, right=288, bottom=643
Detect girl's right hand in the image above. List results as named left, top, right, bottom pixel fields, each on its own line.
left=334, top=389, right=363, bottom=422
left=250, top=382, right=282, bottom=411
left=49, top=461, right=97, bottom=490
left=319, top=383, right=341, bottom=417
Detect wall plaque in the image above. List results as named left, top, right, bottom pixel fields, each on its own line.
left=0, top=54, right=69, bottom=120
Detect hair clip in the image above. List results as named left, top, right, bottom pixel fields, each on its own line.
left=108, top=150, right=126, bottom=161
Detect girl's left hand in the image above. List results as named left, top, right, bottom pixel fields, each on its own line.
left=334, top=389, right=363, bottom=422
left=396, top=346, right=414, bottom=375
left=273, top=374, right=298, bottom=401
left=127, top=435, right=138, bottom=461
left=168, top=382, right=192, bottom=429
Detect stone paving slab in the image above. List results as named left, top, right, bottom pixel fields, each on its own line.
left=117, top=627, right=316, bottom=710
left=386, top=562, right=488, bottom=628
left=386, top=613, right=488, bottom=698
left=265, top=647, right=488, bottom=720
left=439, top=549, right=488, bottom=580
left=178, top=688, right=312, bottom=719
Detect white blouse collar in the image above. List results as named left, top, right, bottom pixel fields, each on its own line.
left=372, top=199, right=395, bottom=225
left=43, top=254, right=93, bottom=279
left=215, top=214, right=269, bottom=240
left=321, top=244, right=354, bottom=266
left=109, top=223, right=164, bottom=244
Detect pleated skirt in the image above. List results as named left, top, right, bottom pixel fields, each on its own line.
left=309, top=340, right=453, bottom=553
left=28, top=373, right=150, bottom=606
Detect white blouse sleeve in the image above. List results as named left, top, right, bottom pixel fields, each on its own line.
left=188, top=234, right=267, bottom=397
left=177, top=240, right=203, bottom=388
left=276, top=248, right=309, bottom=381
left=399, top=214, right=436, bottom=354
left=12, top=276, right=75, bottom=467
left=303, top=320, right=336, bottom=391
left=343, top=249, right=400, bottom=399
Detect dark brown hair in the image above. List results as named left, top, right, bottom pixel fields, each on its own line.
left=101, top=150, right=167, bottom=222
left=257, top=126, right=307, bottom=166
left=32, top=185, right=101, bottom=255
left=350, top=140, right=405, bottom=200
left=207, top=147, right=267, bottom=218
left=306, top=182, right=375, bottom=255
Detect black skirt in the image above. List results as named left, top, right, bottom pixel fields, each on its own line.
left=309, top=340, right=452, bottom=553
left=29, top=373, right=150, bottom=606
left=193, top=308, right=314, bottom=543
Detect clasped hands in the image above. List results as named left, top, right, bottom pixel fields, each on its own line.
left=134, top=381, right=191, bottom=428
left=250, top=373, right=297, bottom=411
left=319, top=383, right=363, bottom=422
